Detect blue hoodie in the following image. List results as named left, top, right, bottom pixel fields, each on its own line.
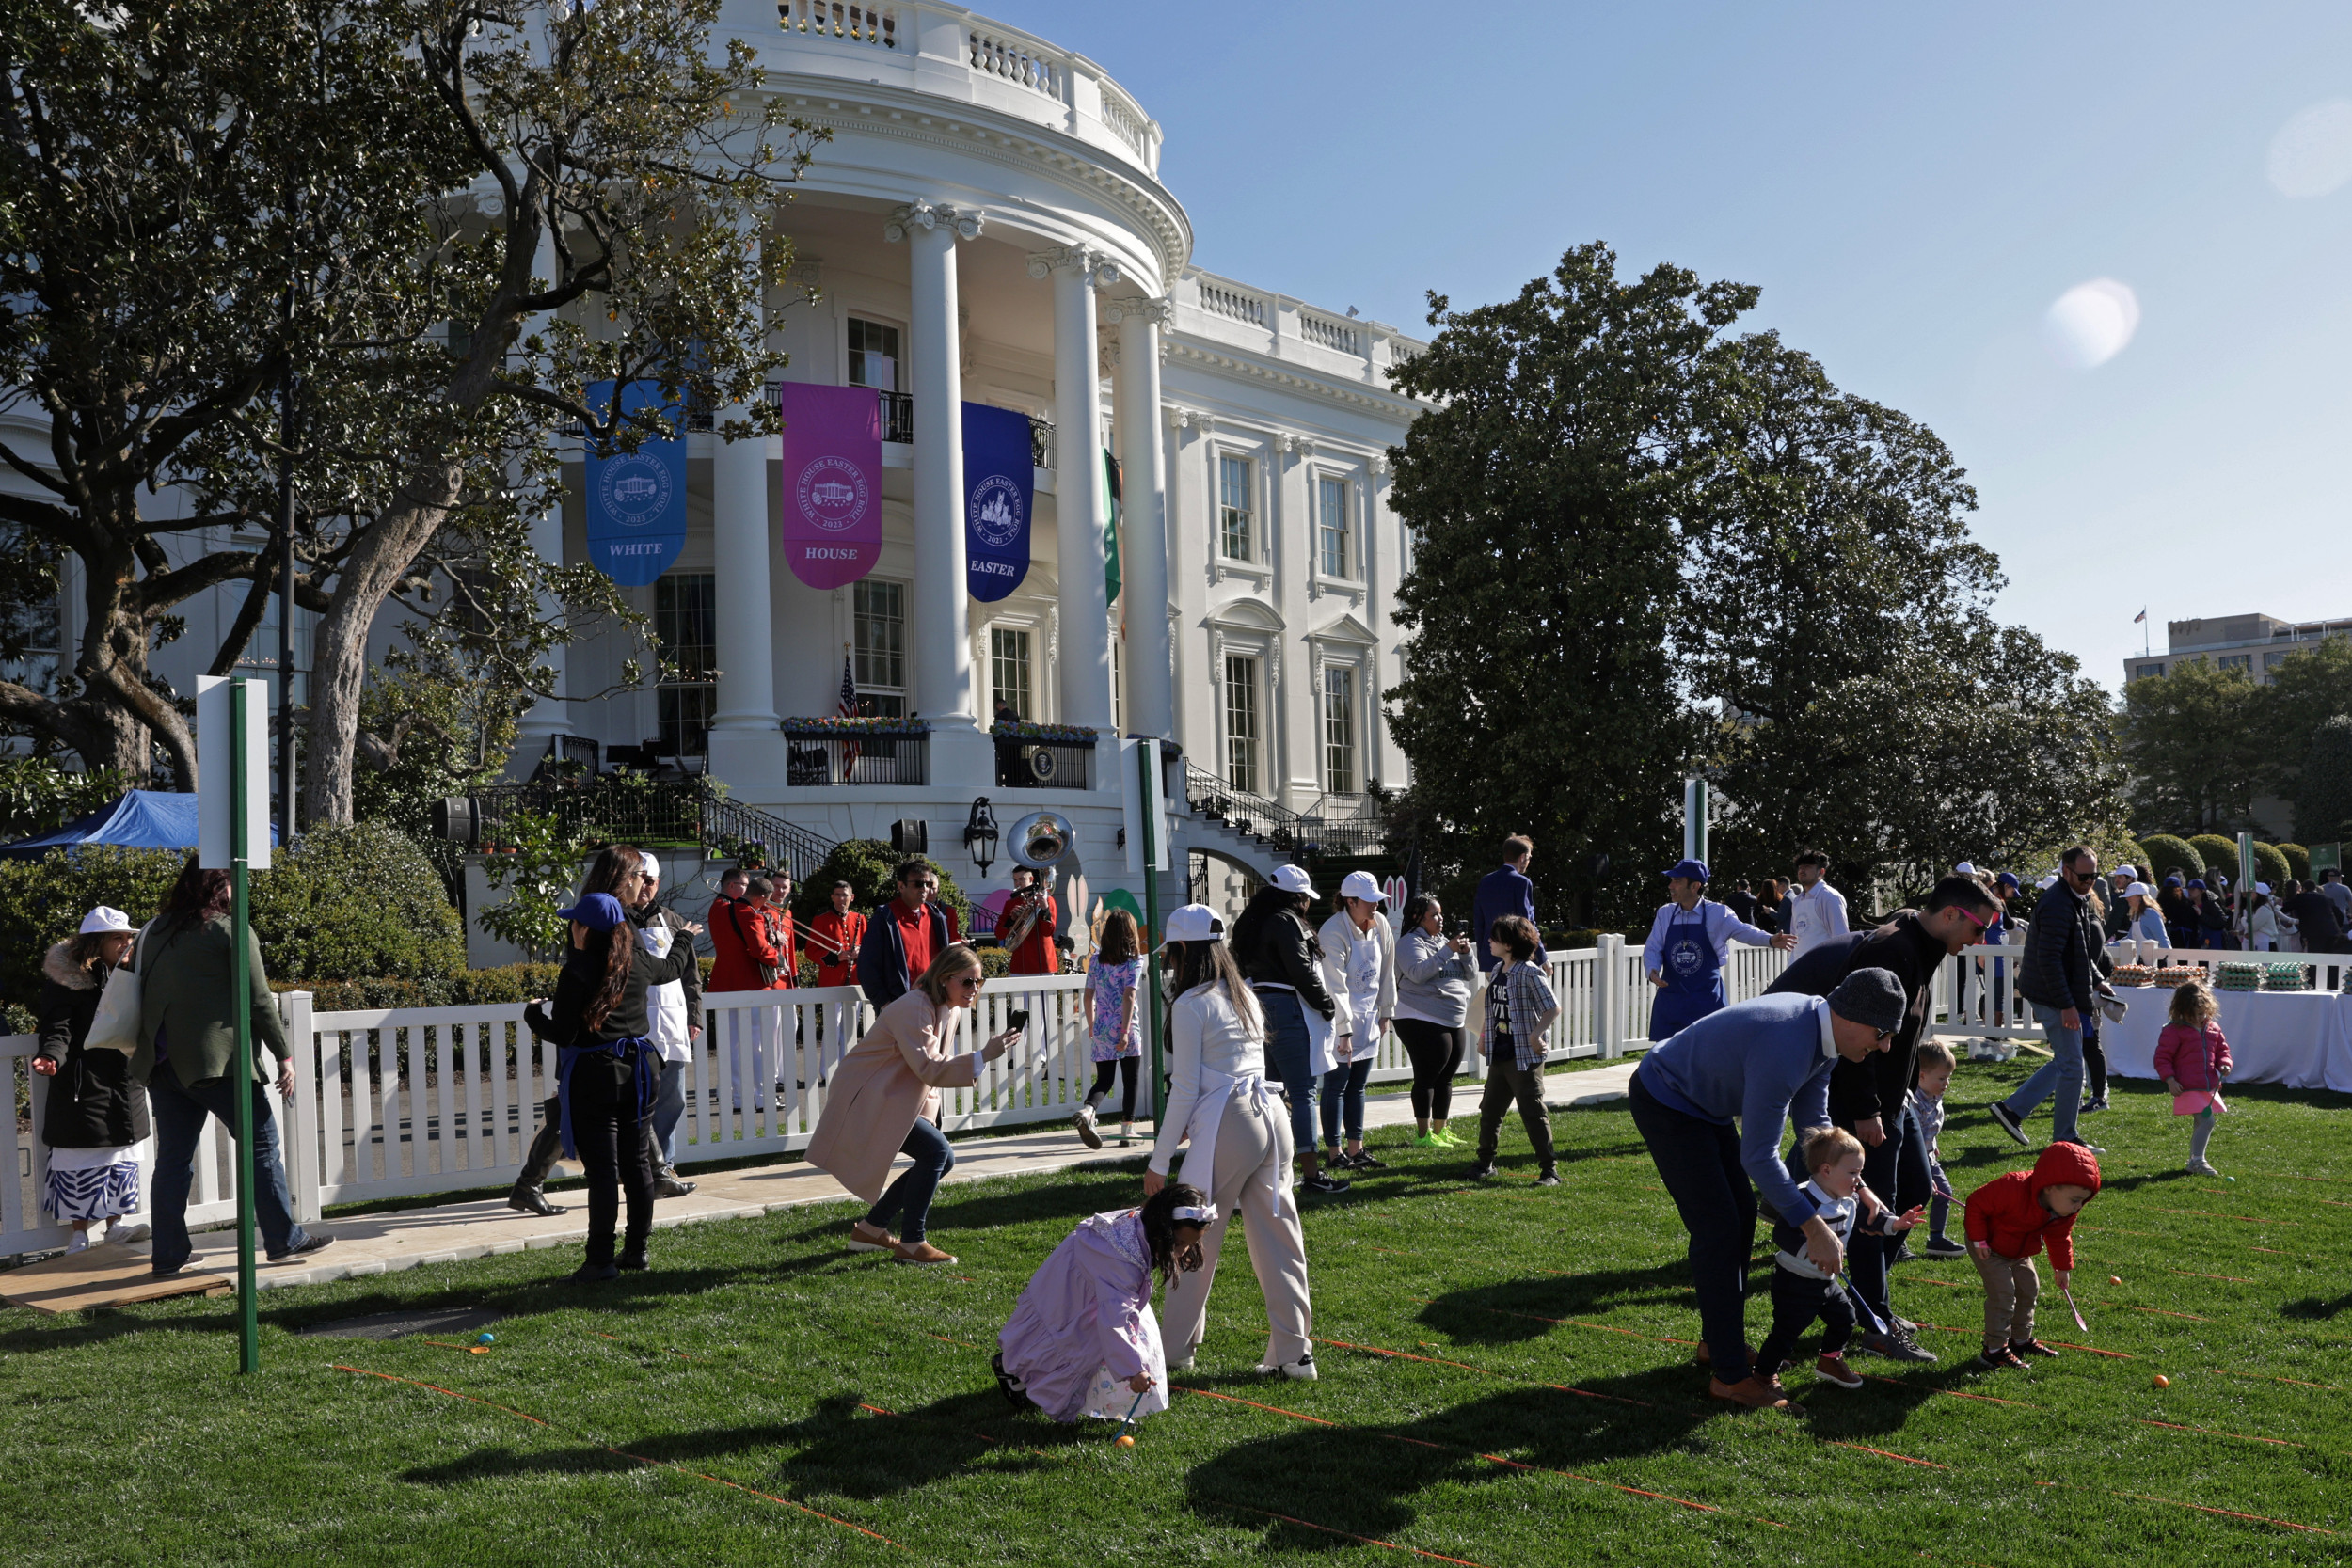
left=1633, top=991, right=1836, bottom=1220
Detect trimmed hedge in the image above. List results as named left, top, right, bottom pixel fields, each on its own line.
left=2186, top=833, right=2242, bottom=880
left=788, top=838, right=971, bottom=932
left=2137, top=833, right=2201, bottom=884
left=2250, top=842, right=2292, bottom=892
left=2279, top=843, right=2312, bottom=881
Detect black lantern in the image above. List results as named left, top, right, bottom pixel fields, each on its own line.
left=962, top=797, right=1001, bottom=878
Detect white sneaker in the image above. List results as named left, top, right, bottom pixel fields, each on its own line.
left=1257, top=1353, right=1317, bottom=1382
left=2186, top=1159, right=2219, bottom=1177
left=105, top=1220, right=151, bottom=1245
left=65, top=1229, right=91, bottom=1254
left=1073, top=1105, right=1103, bottom=1149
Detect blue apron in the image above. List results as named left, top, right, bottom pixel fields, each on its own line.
left=1648, top=902, right=1726, bottom=1041
left=557, top=1035, right=660, bottom=1161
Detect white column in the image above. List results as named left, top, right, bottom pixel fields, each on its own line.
left=1030, top=245, right=1119, bottom=733
left=708, top=216, right=782, bottom=781
left=889, top=201, right=989, bottom=768
left=513, top=226, right=570, bottom=762
left=1108, top=296, right=1174, bottom=739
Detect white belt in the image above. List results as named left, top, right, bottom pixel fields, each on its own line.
left=1179, top=1068, right=1287, bottom=1221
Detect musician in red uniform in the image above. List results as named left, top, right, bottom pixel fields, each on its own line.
left=711, top=873, right=792, bottom=992
left=1001, top=865, right=1060, bottom=975
left=803, top=880, right=867, bottom=990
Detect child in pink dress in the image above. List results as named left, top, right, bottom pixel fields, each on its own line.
left=2153, top=979, right=2233, bottom=1178
left=994, top=1183, right=1212, bottom=1424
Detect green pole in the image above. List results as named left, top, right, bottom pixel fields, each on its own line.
left=1140, top=741, right=1167, bottom=1128
left=230, top=680, right=260, bottom=1373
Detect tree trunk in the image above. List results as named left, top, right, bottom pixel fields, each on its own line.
left=300, top=458, right=467, bottom=825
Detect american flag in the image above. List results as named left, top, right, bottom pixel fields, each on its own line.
left=837, top=653, right=862, bottom=779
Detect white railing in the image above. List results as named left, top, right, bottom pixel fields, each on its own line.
left=3, top=939, right=1796, bottom=1259
left=1098, top=84, right=1150, bottom=158
left=966, top=24, right=1061, bottom=98
left=776, top=0, right=898, bottom=46
left=1941, top=941, right=2346, bottom=1040
left=1298, top=313, right=1363, bottom=356
left=1197, top=278, right=1268, bottom=327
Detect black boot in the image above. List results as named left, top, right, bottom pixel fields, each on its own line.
left=616, top=1236, right=650, bottom=1271
left=568, top=1260, right=619, bottom=1283
left=644, top=1124, right=695, bottom=1197
left=510, top=1119, right=568, bottom=1215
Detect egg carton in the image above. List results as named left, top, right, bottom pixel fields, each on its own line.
left=2152, top=966, right=2203, bottom=989
left=2214, top=963, right=2264, bottom=992
left=2262, top=962, right=2311, bottom=992
left=2109, top=964, right=2153, bottom=987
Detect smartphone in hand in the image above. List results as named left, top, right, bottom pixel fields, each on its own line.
left=1007, top=1008, right=1031, bottom=1034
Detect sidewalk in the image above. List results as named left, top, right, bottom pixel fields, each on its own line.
left=137, top=1060, right=1645, bottom=1294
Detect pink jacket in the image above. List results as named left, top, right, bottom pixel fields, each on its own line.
left=803, top=989, right=980, bottom=1203
left=2153, top=1021, right=2231, bottom=1092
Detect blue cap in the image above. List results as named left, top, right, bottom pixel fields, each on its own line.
left=2163, top=873, right=2184, bottom=886
left=555, top=892, right=628, bottom=930
left=1995, top=872, right=2020, bottom=888
left=2185, top=879, right=2206, bottom=891
left=1661, top=859, right=1709, bottom=882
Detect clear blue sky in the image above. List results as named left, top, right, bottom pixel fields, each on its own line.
left=1003, top=1, right=2352, bottom=692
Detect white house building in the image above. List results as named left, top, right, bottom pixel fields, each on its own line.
left=5, top=1, right=1431, bottom=927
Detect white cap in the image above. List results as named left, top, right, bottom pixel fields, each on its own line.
left=638, top=852, right=660, bottom=882
left=1954, top=861, right=1976, bottom=876
left=1339, top=869, right=1386, bottom=903
left=2113, top=863, right=2138, bottom=879
left=1160, top=903, right=1226, bottom=946
left=2256, top=881, right=2272, bottom=895
left=79, top=905, right=134, bottom=935
left=1269, top=864, right=1316, bottom=896
left=1169, top=1202, right=1220, bottom=1226
left=2124, top=881, right=2153, bottom=899
left=2038, top=873, right=2058, bottom=889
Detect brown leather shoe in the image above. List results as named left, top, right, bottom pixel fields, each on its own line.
left=847, top=1221, right=895, bottom=1254
left=1691, top=1340, right=1756, bottom=1370
left=1708, top=1375, right=1789, bottom=1410
left=893, top=1240, right=959, bottom=1266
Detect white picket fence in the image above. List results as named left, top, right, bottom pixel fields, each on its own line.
left=3, top=933, right=1790, bottom=1260
left=1937, top=941, right=2347, bottom=1041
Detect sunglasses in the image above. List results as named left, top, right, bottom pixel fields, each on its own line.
left=1956, top=907, right=1993, bottom=935
left=953, top=974, right=984, bottom=990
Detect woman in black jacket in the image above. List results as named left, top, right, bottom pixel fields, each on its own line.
left=31, top=907, right=151, bottom=1252
left=526, top=890, right=695, bottom=1282
left=1231, top=868, right=1347, bottom=1195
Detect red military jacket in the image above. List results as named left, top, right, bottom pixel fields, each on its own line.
left=804, top=908, right=867, bottom=990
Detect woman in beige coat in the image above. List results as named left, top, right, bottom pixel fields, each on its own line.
left=806, top=944, right=1021, bottom=1264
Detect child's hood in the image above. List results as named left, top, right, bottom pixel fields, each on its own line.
left=2029, top=1141, right=2102, bottom=1202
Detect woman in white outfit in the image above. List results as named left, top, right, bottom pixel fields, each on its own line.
left=1315, top=870, right=1396, bottom=1171
left=1145, top=903, right=1317, bottom=1382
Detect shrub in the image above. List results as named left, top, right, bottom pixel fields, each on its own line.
left=2279, top=842, right=2312, bottom=881
left=2186, top=833, right=2242, bottom=882
left=787, top=838, right=971, bottom=934
left=2249, top=842, right=2292, bottom=892
left=0, top=758, right=134, bottom=839
left=0, top=825, right=466, bottom=1013
left=2137, top=833, right=2201, bottom=884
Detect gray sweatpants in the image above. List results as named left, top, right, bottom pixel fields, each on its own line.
left=1160, top=1091, right=1313, bottom=1370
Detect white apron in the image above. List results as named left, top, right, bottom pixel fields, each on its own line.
left=1176, top=1066, right=1289, bottom=1221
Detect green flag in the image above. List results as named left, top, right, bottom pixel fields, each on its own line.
left=1102, top=449, right=1121, bottom=604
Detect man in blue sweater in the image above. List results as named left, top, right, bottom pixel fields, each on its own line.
left=1629, top=968, right=1909, bottom=1410
left=1471, top=835, right=1540, bottom=974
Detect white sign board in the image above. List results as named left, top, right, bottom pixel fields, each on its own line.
left=1123, top=737, right=1170, bottom=875
left=196, top=675, right=272, bottom=870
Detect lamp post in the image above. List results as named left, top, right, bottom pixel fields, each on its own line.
left=962, top=797, right=1000, bottom=879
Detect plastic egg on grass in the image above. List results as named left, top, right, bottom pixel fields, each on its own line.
left=1116, top=1434, right=1136, bottom=1449
left=2153, top=1374, right=2170, bottom=1390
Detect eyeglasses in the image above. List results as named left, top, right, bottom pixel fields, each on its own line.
left=953, top=974, right=983, bottom=990
left=1955, top=907, right=1993, bottom=935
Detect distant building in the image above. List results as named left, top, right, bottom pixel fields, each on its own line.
left=2124, top=612, right=2352, bottom=687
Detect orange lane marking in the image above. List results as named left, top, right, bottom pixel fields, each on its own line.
left=2153, top=1208, right=2296, bottom=1227
left=1180, top=1386, right=1340, bottom=1427
left=2140, top=1419, right=2303, bottom=1449
left=1222, top=1505, right=1495, bottom=1567
left=418, top=1338, right=492, bottom=1354
left=2318, top=1198, right=2352, bottom=1209
left=333, top=1365, right=903, bottom=1546
left=925, top=1332, right=984, bottom=1351
left=2249, top=1246, right=2299, bottom=1256
left=2213, top=1368, right=2347, bottom=1393
left=1831, top=1441, right=1948, bottom=1471
left=2042, top=1339, right=2135, bottom=1360
left=2093, top=1302, right=2214, bottom=1323
left=2105, top=1489, right=2335, bottom=1537
left=1857, top=1372, right=2035, bottom=1408
left=2166, top=1270, right=2254, bottom=1284
left=1901, top=1277, right=1974, bottom=1290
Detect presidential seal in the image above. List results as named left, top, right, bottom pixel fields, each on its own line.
left=969, top=473, right=1025, bottom=548
left=596, top=451, right=675, bottom=530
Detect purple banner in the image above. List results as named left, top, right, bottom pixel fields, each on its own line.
left=779, top=382, right=882, bottom=591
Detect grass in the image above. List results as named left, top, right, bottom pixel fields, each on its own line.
left=3, top=1059, right=2348, bottom=1566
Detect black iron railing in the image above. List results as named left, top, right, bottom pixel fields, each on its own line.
left=782, top=730, right=929, bottom=787
left=1182, top=762, right=1387, bottom=861
left=632, top=385, right=1053, bottom=466
left=455, top=778, right=835, bottom=887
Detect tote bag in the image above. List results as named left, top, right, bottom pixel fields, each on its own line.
left=81, top=920, right=152, bottom=1055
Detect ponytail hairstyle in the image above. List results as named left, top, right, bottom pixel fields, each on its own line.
left=580, top=923, right=636, bottom=1035
left=1138, top=1180, right=1212, bottom=1289
left=1163, top=935, right=1263, bottom=1038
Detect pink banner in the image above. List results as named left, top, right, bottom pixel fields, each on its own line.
left=778, top=382, right=882, bottom=590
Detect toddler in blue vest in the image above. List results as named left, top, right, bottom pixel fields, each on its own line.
left=1758, top=1126, right=1924, bottom=1389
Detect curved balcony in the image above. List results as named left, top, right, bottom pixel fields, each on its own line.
left=753, top=1, right=1164, bottom=180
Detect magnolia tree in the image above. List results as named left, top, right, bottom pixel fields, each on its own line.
left=0, top=0, right=824, bottom=820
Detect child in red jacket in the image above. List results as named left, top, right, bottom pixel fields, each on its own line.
left=1963, top=1141, right=2101, bottom=1370
left=2153, top=980, right=2232, bottom=1178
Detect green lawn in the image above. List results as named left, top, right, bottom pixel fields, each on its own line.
left=4, top=1060, right=2348, bottom=1566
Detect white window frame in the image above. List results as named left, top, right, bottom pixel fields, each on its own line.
left=988, top=621, right=1035, bottom=721
left=843, top=312, right=906, bottom=394
left=1216, top=449, right=1259, bottom=568
left=1321, top=661, right=1359, bottom=797
left=1313, top=470, right=1354, bottom=583
left=852, top=577, right=909, bottom=716
left=1223, top=650, right=1263, bottom=798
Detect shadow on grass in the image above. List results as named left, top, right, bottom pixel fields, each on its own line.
left=2281, top=1291, right=2352, bottom=1321
left=1415, top=1268, right=1692, bottom=1347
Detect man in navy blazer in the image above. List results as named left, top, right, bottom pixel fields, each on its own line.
left=1472, top=834, right=1541, bottom=974
left=856, top=858, right=955, bottom=1008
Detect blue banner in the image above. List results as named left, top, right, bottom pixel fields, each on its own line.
left=583, top=379, right=687, bottom=587
left=962, top=402, right=1034, bottom=602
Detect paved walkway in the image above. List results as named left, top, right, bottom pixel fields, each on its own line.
left=134, top=1061, right=1645, bottom=1293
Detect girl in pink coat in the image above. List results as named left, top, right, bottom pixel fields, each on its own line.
left=2153, top=980, right=2233, bottom=1178
left=994, top=1184, right=1213, bottom=1424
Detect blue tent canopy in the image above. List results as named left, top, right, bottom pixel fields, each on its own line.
left=0, top=790, right=280, bottom=860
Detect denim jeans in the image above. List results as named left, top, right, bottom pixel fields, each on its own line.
left=650, top=1057, right=688, bottom=1165
left=2003, top=1002, right=2085, bottom=1145
left=866, top=1117, right=954, bottom=1243
left=148, top=1070, right=310, bottom=1274
left=1319, top=1057, right=1375, bottom=1147
left=1257, top=989, right=1321, bottom=1155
